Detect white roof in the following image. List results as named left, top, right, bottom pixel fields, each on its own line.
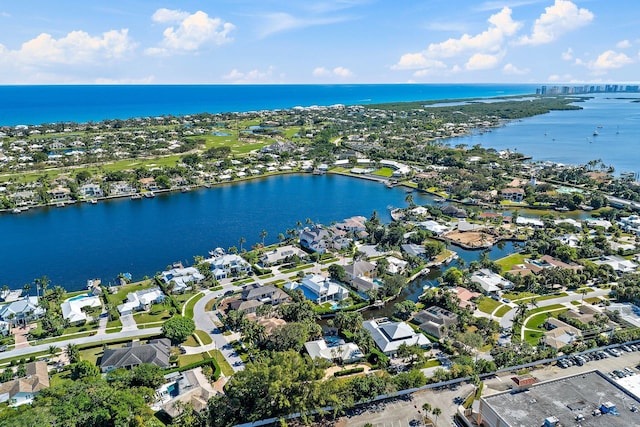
left=304, top=339, right=364, bottom=362
left=61, top=295, right=102, bottom=322
left=363, top=319, right=430, bottom=354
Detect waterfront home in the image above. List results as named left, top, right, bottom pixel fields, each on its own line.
left=109, top=181, right=136, bottom=196
left=363, top=318, right=431, bottom=356
left=299, top=224, right=351, bottom=254
left=0, top=289, right=22, bottom=303
left=441, top=205, right=467, bottom=218
left=79, top=183, right=104, bottom=198
left=117, top=287, right=165, bottom=316
left=285, top=274, right=349, bottom=305
left=515, top=216, right=544, bottom=228
left=139, top=177, right=157, bottom=190
left=304, top=338, right=364, bottom=364
left=417, top=220, right=450, bottom=235
left=401, top=243, right=427, bottom=259
left=0, top=297, right=45, bottom=326
left=413, top=306, right=458, bottom=339
left=452, top=286, right=481, bottom=310
left=100, top=338, right=171, bottom=373
left=160, top=267, right=205, bottom=293
left=470, top=269, right=514, bottom=294
left=61, top=294, right=102, bottom=324
left=0, top=361, right=49, bottom=407
left=379, top=159, right=411, bottom=177
left=259, top=245, right=307, bottom=267
left=334, top=216, right=367, bottom=233
left=584, top=218, right=612, bottom=229
left=47, top=186, right=71, bottom=201
left=500, top=187, right=525, bottom=202
left=344, top=260, right=378, bottom=293
left=386, top=256, right=408, bottom=275
left=206, top=254, right=252, bottom=278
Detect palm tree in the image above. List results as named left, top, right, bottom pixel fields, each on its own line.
left=422, top=402, right=432, bottom=414
left=260, top=230, right=268, bottom=247
left=48, top=345, right=59, bottom=357
left=66, top=343, right=80, bottom=364
left=278, top=233, right=285, bottom=243
left=22, top=284, right=31, bottom=299
left=432, top=407, right=442, bottom=423
left=239, top=237, right=246, bottom=252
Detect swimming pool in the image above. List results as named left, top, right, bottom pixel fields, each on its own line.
left=67, top=293, right=90, bottom=302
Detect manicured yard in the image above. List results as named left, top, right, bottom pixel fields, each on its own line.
left=133, top=303, right=173, bottom=324
left=211, top=350, right=234, bottom=376
left=422, top=359, right=441, bottom=368
left=524, top=310, right=565, bottom=331
left=501, top=291, right=536, bottom=300
left=371, top=167, right=394, bottom=177
left=182, top=335, right=200, bottom=347
left=477, top=297, right=501, bottom=314
left=494, top=305, right=513, bottom=317
left=106, top=280, right=155, bottom=307
left=194, top=330, right=213, bottom=345
left=526, top=304, right=566, bottom=316
left=495, top=253, right=530, bottom=273
left=280, top=264, right=314, bottom=274
left=184, top=292, right=205, bottom=318
left=523, top=330, right=545, bottom=346
left=178, top=353, right=205, bottom=367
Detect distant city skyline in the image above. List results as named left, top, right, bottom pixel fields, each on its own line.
left=0, top=0, right=638, bottom=84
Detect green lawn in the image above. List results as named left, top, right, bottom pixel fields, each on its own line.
left=495, top=253, right=530, bottom=273
left=477, top=297, right=501, bottom=314
left=524, top=310, right=565, bottom=330
left=523, top=330, right=545, bottom=346
left=371, top=167, right=394, bottom=177
left=133, top=304, right=173, bottom=324
left=501, top=291, right=536, bottom=300
left=422, top=359, right=441, bottom=368
left=526, top=304, right=566, bottom=316
left=494, top=305, right=513, bottom=317
left=178, top=353, right=205, bottom=367
left=211, top=349, right=234, bottom=377
left=182, top=335, right=200, bottom=347
left=280, top=263, right=314, bottom=274
left=194, top=330, right=213, bottom=345
left=184, top=292, right=205, bottom=318
left=106, top=280, right=155, bottom=307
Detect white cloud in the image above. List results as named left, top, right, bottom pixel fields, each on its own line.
left=223, top=67, right=275, bottom=83
left=94, top=75, right=156, bottom=84
left=146, top=9, right=235, bottom=55
left=517, top=0, right=593, bottom=45
left=476, top=0, right=545, bottom=12
left=588, top=50, right=633, bottom=71
left=393, top=7, right=520, bottom=74
left=561, top=47, right=573, bottom=60
left=0, top=29, right=135, bottom=66
left=259, top=12, right=349, bottom=38
left=547, top=73, right=572, bottom=82
left=466, top=52, right=502, bottom=70
left=503, top=63, right=529, bottom=74
left=616, top=40, right=631, bottom=49
left=312, top=66, right=353, bottom=78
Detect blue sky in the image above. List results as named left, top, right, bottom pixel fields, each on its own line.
left=0, top=0, right=637, bottom=84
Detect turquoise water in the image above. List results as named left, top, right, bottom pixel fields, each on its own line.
left=67, top=293, right=90, bottom=301
left=0, top=84, right=536, bottom=126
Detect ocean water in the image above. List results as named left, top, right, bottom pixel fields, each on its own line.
left=447, top=94, right=640, bottom=175
left=0, top=84, right=537, bottom=126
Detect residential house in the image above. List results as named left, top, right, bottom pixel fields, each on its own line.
left=401, top=243, right=427, bottom=258
left=413, top=306, right=458, bottom=339
left=259, top=245, right=307, bottom=267
left=285, top=274, right=349, bottom=304
left=304, top=338, right=364, bottom=364
left=156, top=369, right=217, bottom=421
left=334, top=216, right=367, bottom=233
left=61, top=295, right=102, bottom=324
left=501, top=188, right=525, bottom=202
left=0, top=297, right=45, bottom=325
left=110, top=181, right=136, bottom=196
left=206, top=254, right=252, bottom=279
left=300, top=224, right=351, bottom=254
left=117, top=287, right=165, bottom=316
left=515, top=217, right=544, bottom=228
left=452, top=286, right=481, bottom=310
left=0, top=289, right=22, bottom=303
left=0, top=361, right=49, bottom=407
left=441, top=205, right=468, bottom=218
left=470, top=269, right=514, bottom=294
left=594, top=255, right=638, bottom=275
left=160, top=267, right=205, bottom=294
left=543, top=318, right=582, bottom=349
left=79, top=183, right=103, bottom=198
left=47, top=187, right=71, bottom=201
left=363, top=319, right=430, bottom=356
left=619, top=215, right=640, bottom=235
left=139, top=177, right=157, bottom=190
left=344, top=260, right=378, bottom=293
left=227, top=284, right=290, bottom=314
left=386, top=256, right=408, bottom=275
left=100, top=338, right=171, bottom=373
left=417, top=220, right=450, bottom=235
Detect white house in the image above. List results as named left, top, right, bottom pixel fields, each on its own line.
left=206, top=254, right=251, bottom=278
left=160, top=267, right=205, bottom=293
left=285, top=274, right=349, bottom=304
left=304, top=338, right=364, bottom=364
left=0, top=297, right=45, bottom=325
left=259, top=245, right=307, bottom=267
left=470, top=269, right=514, bottom=294
left=61, top=295, right=102, bottom=324
left=117, top=287, right=165, bottom=315
left=363, top=319, right=431, bottom=356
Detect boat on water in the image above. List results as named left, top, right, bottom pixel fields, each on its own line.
left=593, top=130, right=599, bottom=136
left=130, top=193, right=142, bottom=200
left=181, top=187, right=191, bottom=193
left=55, top=202, right=65, bottom=208
left=86, top=199, right=97, bottom=204
left=434, top=197, right=446, bottom=203
left=208, top=247, right=226, bottom=257
left=555, top=206, right=570, bottom=212
left=11, top=208, right=21, bottom=214
left=144, top=191, right=155, bottom=199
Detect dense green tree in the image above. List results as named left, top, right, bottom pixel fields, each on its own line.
left=162, top=316, right=196, bottom=343
left=71, top=360, right=100, bottom=380
left=328, top=264, right=347, bottom=283
left=131, top=363, right=165, bottom=389
left=393, top=300, right=416, bottom=321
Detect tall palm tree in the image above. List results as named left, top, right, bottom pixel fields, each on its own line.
left=238, top=237, right=246, bottom=252
left=260, top=230, right=268, bottom=246
left=22, top=284, right=31, bottom=300
left=432, top=407, right=442, bottom=423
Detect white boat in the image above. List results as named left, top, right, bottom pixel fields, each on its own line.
left=11, top=208, right=21, bottom=214
left=130, top=194, right=142, bottom=200
left=144, top=191, right=155, bottom=198
left=56, top=202, right=65, bottom=208
left=593, top=130, right=599, bottom=136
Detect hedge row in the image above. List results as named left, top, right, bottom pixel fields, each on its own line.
left=164, top=356, right=221, bottom=380
left=334, top=367, right=365, bottom=377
